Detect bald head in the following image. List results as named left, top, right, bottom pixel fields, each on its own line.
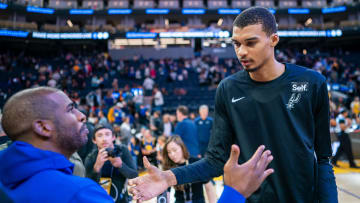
left=1, top=87, right=59, bottom=140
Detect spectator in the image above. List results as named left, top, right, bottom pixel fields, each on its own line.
left=141, top=129, right=157, bottom=166
left=143, top=76, right=155, bottom=97
left=174, top=106, right=200, bottom=157
left=153, top=87, right=164, bottom=112
left=162, top=114, right=173, bottom=137
left=162, top=135, right=208, bottom=203
left=85, top=125, right=138, bottom=203
left=120, top=116, right=132, bottom=145
left=150, top=111, right=163, bottom=138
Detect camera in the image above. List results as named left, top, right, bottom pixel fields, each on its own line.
left=105, top=147, right=122, bottom=158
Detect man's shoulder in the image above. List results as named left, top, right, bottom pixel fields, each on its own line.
left=219, top=70, right=246, bottom=87
left=14, top=170, right=110, bottom=202
left=287, top=63, right=326, bottom=82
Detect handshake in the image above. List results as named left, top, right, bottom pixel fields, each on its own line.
left=128, top=144, right=274, bottom=201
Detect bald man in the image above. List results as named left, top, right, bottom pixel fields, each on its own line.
left=0, top=87, right=113, bottom=203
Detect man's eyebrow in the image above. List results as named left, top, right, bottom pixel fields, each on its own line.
left=245, top=37, right=259, bottom=41
left=66, top=102, right=75, bottom=110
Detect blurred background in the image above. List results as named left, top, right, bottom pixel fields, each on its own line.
left=0, top=0, right=359, bottom=202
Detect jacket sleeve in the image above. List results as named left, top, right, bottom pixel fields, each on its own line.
left=217, top=185, right=245, bottom=203
left=71, top=184, right=114, bottom=203
left=171, top=82, right=234, bottom=184
left=314, top=81, right=338, bottom=203
left=117, top=146, right=138, bottom=178
left=84, top=152, right=101, bottom=183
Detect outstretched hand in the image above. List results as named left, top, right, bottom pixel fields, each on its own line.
left=224, top=145, right=274, bottom=198
left=128, top=156, right=176, bottom=201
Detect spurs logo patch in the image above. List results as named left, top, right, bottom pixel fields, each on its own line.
left=287, top=93, right=301, bottom=110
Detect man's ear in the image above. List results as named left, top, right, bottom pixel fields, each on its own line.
left=92, top=137, right=97, bottom=145
left=270, top=33, right=279, bottom=47
left=32, top=120, right=54, bottom=139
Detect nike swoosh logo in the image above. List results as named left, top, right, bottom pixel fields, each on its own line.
left=232, top=97, right=245, bottom=103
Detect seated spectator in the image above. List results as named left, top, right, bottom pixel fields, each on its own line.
left=85, top=125, right=138, bottom=203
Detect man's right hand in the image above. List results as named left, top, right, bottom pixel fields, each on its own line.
left=128, top=156, right=177, bottom=201
left=94, top=148, right=109, bottom=173
left=224, top=145, right=274, bottom=198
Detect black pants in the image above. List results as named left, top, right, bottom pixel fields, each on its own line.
left=332, top=132, right=356, bottom=167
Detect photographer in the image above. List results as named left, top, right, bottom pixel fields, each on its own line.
left=85, top=125, right=138, bottom=203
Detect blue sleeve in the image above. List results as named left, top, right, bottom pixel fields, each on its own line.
left=174, top=122, right=183, bottom=137
left=218, top=185, right=245, bottom=203
left=71, top=184, right=114, bottom=203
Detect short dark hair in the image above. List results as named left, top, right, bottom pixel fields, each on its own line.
left=233, top=6, right=277, bottom=36
left=176, top=105, right=189, bottom=116
left=1, top=87, right=59, bottom=140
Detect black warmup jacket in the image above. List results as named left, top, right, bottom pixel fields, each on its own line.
left=171, top=63, right=338, bottom=203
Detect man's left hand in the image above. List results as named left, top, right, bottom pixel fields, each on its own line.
left=109, top=157, right=123, bottom=168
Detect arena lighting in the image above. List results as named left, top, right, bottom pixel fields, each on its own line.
left=69, top=9, right=94, bottom=15
left=0, top=30, right=29, bottom=38
left=32, top=32, right=109, bottom=39
left=0, top=3, right=8, bottom=9
left=159, top=31, right=230, bottom=38
left=67, top=20, right=73, bottom=27
left=145, top=9, right=169, bottom=14
left=108, top=9, right=132, bottom=14
left=322, top=6, right=346, bottom=14
left=126, top=32, right=157, bottom=38
left=217, top=18, right=223, bottom=26
left=288, top=8, right=310, bottom=14
left=26, top=6, right=54, bottom=14
left=268, top=8, right=276, bottom=14
left=277, top=30, right=342, bottom=37
left=217, top=9, right=240, bottom=15
left=182, top=9, right=205, bottom=14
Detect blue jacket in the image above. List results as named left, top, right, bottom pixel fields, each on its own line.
left=174, top=118, right=199, bottom=157
left=194, top=117, right=213, bottom=155
left=218, top=185, right=245, bottom=203
left=0, top=141, right=113, bottom=203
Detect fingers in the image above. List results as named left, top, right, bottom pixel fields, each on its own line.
left=248, top=145, right=265, bottom=166
left=128, top=177, right=140, bottom=187
left=143, top=156, right=151, bottom=168
left=228, top=145, right=241, bottom=166
left=260, top=168, right=275, bottom=183
left=256, top=150, right=272, bottom=172
left=129, top=187, right=142, bottom=201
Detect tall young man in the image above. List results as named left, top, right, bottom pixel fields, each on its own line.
left=129, top=7, right=337, bottom=203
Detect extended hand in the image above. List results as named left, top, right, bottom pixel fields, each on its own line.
left=224, top=145, right=274, bottom=198
left=128, top=156, right=176, bottom=201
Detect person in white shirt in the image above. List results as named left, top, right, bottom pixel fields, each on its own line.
left=143, top=77, right=155, bottom=96
left=153, top=87, right=164, bottom=112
